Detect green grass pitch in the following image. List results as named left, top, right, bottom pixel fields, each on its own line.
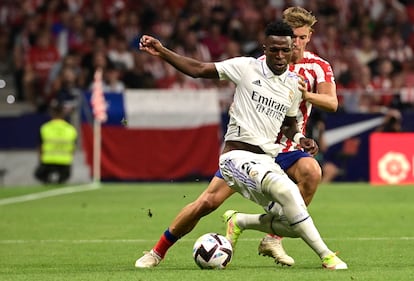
left=0, top=182, right=413, bottom=281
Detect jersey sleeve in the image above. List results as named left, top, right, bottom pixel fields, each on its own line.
left=214, top=57, right=252, bottom=84
left=315, top=59, right=335, bottom=84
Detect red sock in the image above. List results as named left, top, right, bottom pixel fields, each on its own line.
left=267, top=233, right=283, bottom=239
left=153, top=229, right=178, bottom=258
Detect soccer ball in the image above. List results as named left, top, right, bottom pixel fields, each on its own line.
left=192, top=233, right=233, bottom=269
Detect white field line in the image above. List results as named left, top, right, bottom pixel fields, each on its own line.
left=0, top=183, right=100, bottom=206
left=0, top=237, right=413, bottom=244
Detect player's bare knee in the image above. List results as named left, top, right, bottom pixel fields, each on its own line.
left=296, top=169, right=320, bottom=205
left=297, top=160, right=322, bottom=185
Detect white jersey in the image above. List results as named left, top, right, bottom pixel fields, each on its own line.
left=215, top=56, right=303, bottom=157
left=259, top=51, right=335, bottom=152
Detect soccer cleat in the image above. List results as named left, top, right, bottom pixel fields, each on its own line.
left=321, top=252, right=348, bottom=270
left=258, top=236, right=295, bottom=266
left=135, top=249, right=162, bottom=268
left=222, top=210, right=242, bottom=248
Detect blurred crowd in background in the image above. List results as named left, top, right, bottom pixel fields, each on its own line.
left=1, top=0, right=414, bottom=116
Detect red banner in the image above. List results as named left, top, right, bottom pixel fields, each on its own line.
left=370, top=133, right=414, bottom=185
left=81, top=124, right=220, bottom=181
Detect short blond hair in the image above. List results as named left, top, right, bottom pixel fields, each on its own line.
left=283, top=6, right=317, bottom=31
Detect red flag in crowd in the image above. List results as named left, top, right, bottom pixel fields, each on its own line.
left=91, top=68, right=107, bottom=123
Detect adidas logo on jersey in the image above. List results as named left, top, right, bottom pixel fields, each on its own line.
left=252, top=80, right=261, bottom=86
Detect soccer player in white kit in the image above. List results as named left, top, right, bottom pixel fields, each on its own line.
left=246, top=6, right=339, bottom=266
left=136, top=20, right=347, bottom=270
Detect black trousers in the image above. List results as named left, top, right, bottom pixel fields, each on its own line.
left=34, top=164, right=71, bottom=184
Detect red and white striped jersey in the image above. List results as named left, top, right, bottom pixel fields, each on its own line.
left=258, top=51, right=335, bottom=152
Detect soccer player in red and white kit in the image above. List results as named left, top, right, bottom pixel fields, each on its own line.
left=135, top=6, right=339, bottom=268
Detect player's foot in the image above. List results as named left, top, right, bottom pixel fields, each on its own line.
left=135, top=249, right=162, bottom=268
left=258, top=236, right=295, bottom=266
left=321, top=252, right=348, bottom=270
left=222, top=210, right=242, bottom=248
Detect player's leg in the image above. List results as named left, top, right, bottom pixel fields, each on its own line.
left=168, top=176, right=234, bottom=236
left=287, top=157, right=322, bottom=205
left=135, top=175, right=235, bottom=268
left=258, top=152, right=321, bottom=265
left=225, top=210, right=346, bottom=269
left=224, top=212, right=299, bottom=237
left=220, top=151, right=347, bottom=269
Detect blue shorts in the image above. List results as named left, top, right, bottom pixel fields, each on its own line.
left=215, top=150, right=312, bottom=179
left=275, top=150, right=312, bottom=171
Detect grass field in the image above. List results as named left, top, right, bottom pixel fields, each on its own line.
left=0, top=182, right=413, bottom=281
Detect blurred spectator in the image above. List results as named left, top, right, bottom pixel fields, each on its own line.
left=81, top=47, right=113, bottom=89
left=12, top=14, right=42, bottom=102
left=370, top=0, right=407, bottom=27
left=46, top=50, right=82, bottom=92
left=105, top=66, right=125, bottom=93
left=23, top=29, right=60, bottom=110
left=88, top=0, right=116, bottom=40
left=353, top=33, right=378, bottom=66
left=371, top=58, right=396, bottom=107
left=310, top=24, right=341, bottom=68
left=51, top=7, right=71, bottom=57
left=150, top=8, right=176, bottom=44
left=98, top=65, right=125, bottom=93
left=201, top=22, right=230, bottom=61
left=107, top=34, right=134, bottom=71
left=0, top=28, right=16, bottom=100
left=66, top=13, right=88, bottom=55
left=388, top=72, right=414, bottom=110
left=165, top=28, right=211, bottom=88
left=375, top=109, right=403, bottom=132
left=49, top=61, right=82, bottom=117
left=114, top=10, right=141, bottom=47
left=341, top=65, right=376, bottom=113
left=122, top=52, right=156, bottom=89
left=174, top=29, right=211, bottom=62
left=388, top=31, right=413, bottom=68
left=236, top=1, right=266, bottom=56
left=0, top=0, right=413, bottom=114
left=219, top=39, right=242, bottom=60
left=34, top=101, right=77, bottom=184
left=368, top=35, right=402, bottom=77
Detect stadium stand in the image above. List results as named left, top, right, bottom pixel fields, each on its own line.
left=0, top=0, right=413, bottom=185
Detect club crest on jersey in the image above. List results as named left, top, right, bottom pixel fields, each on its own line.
left=252, top=80, right=261, bottom=86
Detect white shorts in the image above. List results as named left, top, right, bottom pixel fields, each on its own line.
left=219, top=150, right=292, bottom=212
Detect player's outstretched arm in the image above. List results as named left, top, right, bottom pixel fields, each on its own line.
left=139, top=35, right=218, bottom=79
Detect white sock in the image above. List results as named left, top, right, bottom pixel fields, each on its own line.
left=236, top=213, right=272, bottom=233
left=235, top=212, right=332, bottom=258
left=261, top=173, right=333, bottom=259
left=289, top=217, right=333, bottom=258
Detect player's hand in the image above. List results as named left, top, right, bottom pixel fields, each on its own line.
left=297, top=74, right=309, bottom=100
left=299, top=137, right=319, bottom=156
left=139, top=35, right=163, bottom=56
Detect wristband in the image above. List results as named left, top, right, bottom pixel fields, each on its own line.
left=293, top=133, right=305, bottom=144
